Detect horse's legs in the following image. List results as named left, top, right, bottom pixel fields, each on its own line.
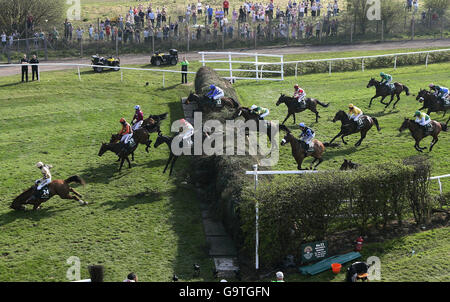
left=341, top=134, right=348, bottom=145
left=126, top=156, right=132, bottom=168
left=131, top=151, right=135, bottom=161
left=61, top=193, right=87, bottom=205
left=379, top=95, right=388, bottom=105
left=328, top=131, right=342, bottom=144
left=292, top=113, right=296, bottom=124
left=393, top=93, right=401, bottom=109
left=282, top=113, right=291, bottom=125
left=163, top=154, right=173, bottom=174
left=429, top=137, right=438, bottom=152
left=369, top=96, right=377, bottom=108
left=385, top=94, right=395, bottom=108
left=70, top=188, right=82, bottom=198
left=119, top=157, right=125, bottom=171
left=355, top=131, right=367, bottom=147
left=309, top=158, right=317, bottom=169
left=169, top=156, right=179, bottom=176
left=314, top=158, right=324, bottom=170
left=312, top=109, right=320, bottom=123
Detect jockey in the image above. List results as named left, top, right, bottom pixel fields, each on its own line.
left=414, top=110, right=431, bottom=127
left=179, top=118, right=194, bottom=146
left=205, top=84, right=225, bottom=105
left=380, top=72, right=393, bottom=88
left=131, top=105, right=144, bottom=131
left=293, top=84, right=306, bottom=106
left=348, top=104, right=363, bottom=124
left=298, top=122, right=315, bottom=156
left=118, top=118, right=133, bottom=145
left=429, top=84, right=449, bottom=102
left=250, top=104, right=270, bottom=120
left=35, top=161, right=52, bottom=193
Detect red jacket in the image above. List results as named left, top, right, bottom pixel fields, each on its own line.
left=223, top=1, right=229, bottom=9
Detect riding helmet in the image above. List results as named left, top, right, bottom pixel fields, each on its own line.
left=135, top=105, right=140, bottom=110
left=250, top=105, right=257, bottom=110
left=380, top=72, right=385, bottom=76
left=349, top=104, right=354, bottom=108
left=36, top=162, right=44, bottom=168
left=210, top=84, right=216, bottom=90
left=294, top=84, right=299, bottom=89
left=414, top=110, right=421, bottom=116
left=120, top=118, right=126, bottom=123
left=299, top=122, right=306, bottom=128
left=429, top=83, right=435, bottom=88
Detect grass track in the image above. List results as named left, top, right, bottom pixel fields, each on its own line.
left=0, top=48, right=449, bottom=281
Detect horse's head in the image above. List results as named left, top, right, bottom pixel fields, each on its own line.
left=367, top=78, right=376, bottom=88
left=416, top=89, right=428, bottom=102
left=332, top=110, right=346, bottom=123
left=279, top=124, right=292, bottom=146
left=340, top=159, right=349, bottom=170
left=398, top=118, right=410, bottom=132
left=276, top=94, right=286, bottom=106
left=98, top=143, right=108, bottom=156
left=153, top=132, right=165, bottom=148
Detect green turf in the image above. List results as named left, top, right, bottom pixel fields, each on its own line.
left=0, top=48, right=449, bottom=282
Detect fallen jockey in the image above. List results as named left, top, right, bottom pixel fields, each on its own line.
left=348, top=104, right=363, bottom=128
left=205, top=84, right=225, bottom=106
left=34, top=162, right=52, bottom=198
left=380, top=72, right=393, bottom=90
left=250, top=104, right=270, bottom=120
left=293, top=84, right=307, bottom=107
left=298, top=122, right=315, bottom=156
left=414, top=110, right=432, bottom=132
left=131, top=105, right=144, bottom=131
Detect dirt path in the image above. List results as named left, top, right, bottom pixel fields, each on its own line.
left=1, top=39, right=449, bottom=77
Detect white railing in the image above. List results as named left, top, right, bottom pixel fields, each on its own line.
left=245, top=164, right=450, bottom=270
left=199, top=51, right=284, bottom=82
left=256, top=48, right=450, bottom=77
left=0, top=63, right=196, bottom=88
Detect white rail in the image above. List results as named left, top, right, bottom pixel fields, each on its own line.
left=255, top=48, right=450, bottom=77
left=0, top=63, right=196, bottom=88
left=199, top=51, right=284, bottom=82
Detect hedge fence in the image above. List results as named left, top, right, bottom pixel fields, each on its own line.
left=238, top=156, right=437, bottom=267
left=238, top=51, right=450, bottom=77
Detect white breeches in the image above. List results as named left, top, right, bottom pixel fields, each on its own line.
left=182, top=127, right=194, bottom=146
left=416, top=118, right=431, bottom=126
left=259, top=110, right=270, bottom=119
left=121, top=133, right=132, bottom=144
left=132, top=120, right=143, bottom=131
left=351, top=113, right=362, bottom=121
left=37, top=178, right=51, bottom=190
left=301, top=133, right=315, bottom=145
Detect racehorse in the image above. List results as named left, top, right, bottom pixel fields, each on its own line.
left=416, top=89, right=449, bottom=116
left=232, top=106, right=278, bottom=143
left=142, top=112, right=168, bottom=133
left=328, top=110, right=381, bottom=147
left=98, top=142, right=138, bottom=171
left=398, top=118, right=448, bottom=152
left=185, top=92, right=239, bottom=112
left=340, top=159, right=360, bottom=170
left=367, top=78, right=410, bottom=109
left=276, top=94, right=329, bottom=124
left=279, top=124, right=325, bottom=170
left=110, top=128, right=152, bottom=153
left=10, top=175, right=87, bottom=211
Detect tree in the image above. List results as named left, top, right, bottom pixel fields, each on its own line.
left=424, top=0, right=450, bottom=17
left=0, top=0, right=64, bottom=35
left=381, top=0, right=407, bottom=34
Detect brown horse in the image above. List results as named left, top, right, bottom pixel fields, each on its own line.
left=340, top=159, right=360, bottom=170
left=110, top=128, right=152, bottom=153
left=367, top=78, right=410, bottom=109
left=10, top=175, right=87, bottom=211
left=398, top=118, right=448, bottom=152
left=328, top=110, right=381, bottom=147
left=279, top=124, right=325, bottom=170
left=416, top=89, right=450, bottom=116
left=276, top=94, right=329, bottom=124
left=185, top=92, right=239, bottom=112
left=141, top=112, right=168, bottom=134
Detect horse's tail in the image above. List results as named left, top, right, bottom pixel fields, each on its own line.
left=316, top=100, right=329, bottom=107
left=229, top=97, right=240, bottom=108
left=64, top=175, right=86, bottom=185
left=440, top=122, right=448, bottom=132
left=150, top=112, right=168, bottom=122
left=403, top=85, right=410, bottom=96
left=372, top=117, right=381, bottom=131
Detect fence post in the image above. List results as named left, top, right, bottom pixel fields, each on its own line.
left=280, top=56, right=284, bottom=81
left=80, top=40, right=83, bottom=57
left=163, top=72, right=165, bottom=88
left=255, top=54, right=258, bottom=79
left=202, top=52, right=205, bottom=67
left=425, top=53, right=429, bottom=68
left=121, top=70, right=123, bottom=82
left=77, top=66, right=81, bottom=81
left=295, top=62, right=298, bottom=78
left=328, top=60, right=331, bottom=75
left=362, top=58, right=364, bottom=72
left=228, top=53, right=233, bottom=81
left=7, top=44, right=11, bottom=63
left=394, top=56, right=397, bottom=69
left=253, top=164, right=259, bottom=271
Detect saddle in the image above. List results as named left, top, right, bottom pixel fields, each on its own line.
left=355, top=117, right=366, bottom=130
left=301, top=141, right=315, bottom=153
left=296, top=99, right=307, bottom=110
left=34, top=185, right=50, bottom=199
left=423, top=123, right=434, bottom=135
